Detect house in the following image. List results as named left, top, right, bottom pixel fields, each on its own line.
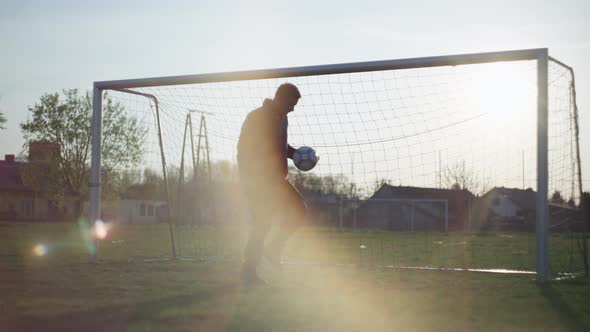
left=0, top=154, right=35, bottom=220
left=354, top=184, right=474, bottom=231
left=0, top=141, right=76, bottom=221
left=302, top=190, right=342, bottom=226
left=116, top=199, right=168, bottom=224
left=472, top=187, right=536, bottom=227
left=470, top=187, right=586, bottom=231
left=548, top=203, right=584, bottom=231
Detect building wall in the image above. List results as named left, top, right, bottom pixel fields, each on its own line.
left=356, top=201, right=446, bottom=231
left=1, top=144, right=78, bottom=222
left=489, top=195, right=520, bottom=219
left=0, top=191, right=34, bottom=220
left=118, top=200, right=166, bottom=224
left=0, top=191, right=76, bottom=221
left=363, top=185, right=472, bottom=231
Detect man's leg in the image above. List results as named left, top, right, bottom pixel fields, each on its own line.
left=265, top=180, right=308, bottom=265
left=243, top=216, right=272, bottom=277
left=242, top=185, right=275, bottom=283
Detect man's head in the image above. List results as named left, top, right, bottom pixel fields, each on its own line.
left=273, top=83, right=301, bottom=115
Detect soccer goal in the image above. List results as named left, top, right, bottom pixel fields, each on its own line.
left=90, top=49, right=584, bottom=282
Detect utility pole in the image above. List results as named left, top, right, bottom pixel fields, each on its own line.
left=522, top=149, right=525, bottom=190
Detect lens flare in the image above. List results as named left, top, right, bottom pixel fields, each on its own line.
left=93, top=220, right=109, bottom=240
left=78, top=217, right=96, bottom=255
left=33, top=244, right=48, bottom=256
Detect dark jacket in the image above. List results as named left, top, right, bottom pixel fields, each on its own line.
left=237, top=99, right=295, bottom=182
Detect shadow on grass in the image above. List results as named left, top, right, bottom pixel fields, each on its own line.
left=2, top=284, right=245, bottom=332
left=539, top=279, right=590, bottom=332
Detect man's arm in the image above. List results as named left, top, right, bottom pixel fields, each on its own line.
left=287, top=144, right=296, bottom=159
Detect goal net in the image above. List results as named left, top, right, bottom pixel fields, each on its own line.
left=89, top=49, right=584, bottom=281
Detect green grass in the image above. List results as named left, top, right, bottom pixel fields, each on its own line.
left=2, top=222, right=590, bottom=331
left=92, top=222, right=585, bottom=274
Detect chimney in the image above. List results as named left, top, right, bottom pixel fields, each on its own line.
left=4, top=154, right=15, bottom=163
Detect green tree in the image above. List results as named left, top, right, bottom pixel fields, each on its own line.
left=20, top=89, right=145, bottom=216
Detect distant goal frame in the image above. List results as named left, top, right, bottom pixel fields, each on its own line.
left=90, top=48, right=562, bottom=282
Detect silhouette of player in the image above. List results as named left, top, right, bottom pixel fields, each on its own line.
left=237, top=83, right=308, bottom=285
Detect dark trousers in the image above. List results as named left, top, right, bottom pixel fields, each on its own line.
left=242, top=178, right=307, bottom=272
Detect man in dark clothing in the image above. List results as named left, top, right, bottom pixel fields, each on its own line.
left=237, top=83, right=308, bottom=285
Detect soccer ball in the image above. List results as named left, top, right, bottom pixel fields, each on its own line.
left=293, top=146, right=318, bottom=171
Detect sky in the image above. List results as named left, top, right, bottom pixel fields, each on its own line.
left=1, top=0, right=589, bottom=191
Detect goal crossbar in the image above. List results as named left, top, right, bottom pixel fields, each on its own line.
left=94, top=48, right=548, bottom=90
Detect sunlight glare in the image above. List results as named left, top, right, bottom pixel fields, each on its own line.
left=93, top=220, right=109, bottom=240
left=462, top=62, right=536, bottom=122
left=33, top=243, right=48, bottom=256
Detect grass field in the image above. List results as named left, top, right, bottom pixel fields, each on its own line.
left=2, top=222, right=590, bottom=331
left=90, top=222, right=585, bottom=274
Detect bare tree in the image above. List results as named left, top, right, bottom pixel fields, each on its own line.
left=550, top=190, right=566, bottom=205
left=0, top=95, right=6, bottom=130
left=372, top=178, right=389, bottom=193
left=288, top=167, right=359, bottom=198
left=443, top=160, right=488, bottom=194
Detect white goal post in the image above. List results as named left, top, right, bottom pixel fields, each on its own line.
left=90, top=48, right=570, bottom=283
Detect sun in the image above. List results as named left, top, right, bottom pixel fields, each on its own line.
left=457, top=61, right=538, bottom=147
left=462, top=61, right=537, bottom=118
